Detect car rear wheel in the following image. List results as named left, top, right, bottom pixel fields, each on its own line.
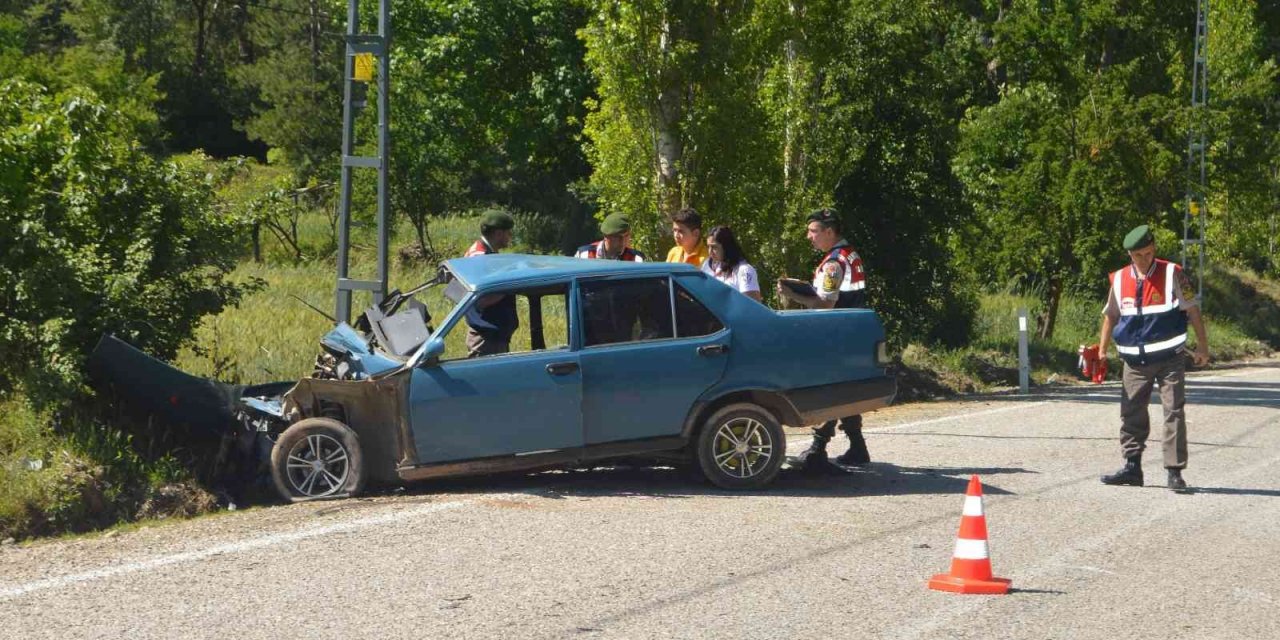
left=271, top=418, right=365, bottom=502
left=696, top=403, right=784, bottom=490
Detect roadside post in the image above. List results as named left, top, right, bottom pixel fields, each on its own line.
left=1017, top=308, right=1030, bottom=395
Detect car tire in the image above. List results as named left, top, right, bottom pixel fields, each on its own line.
left=695, top=403, right=785, bottom=490
left=270, top=417, right=366, bottom=503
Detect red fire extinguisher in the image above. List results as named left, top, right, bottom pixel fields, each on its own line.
left=1078, top=345, right=1107, bottom=384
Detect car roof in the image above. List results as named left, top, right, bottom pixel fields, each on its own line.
left=444, top=253, right=699, bottom=290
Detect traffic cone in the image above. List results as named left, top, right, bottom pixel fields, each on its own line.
left=927, top=475, right=1012, bottom=595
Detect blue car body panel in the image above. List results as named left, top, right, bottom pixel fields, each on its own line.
left=319, top=323, right=401, bottom=378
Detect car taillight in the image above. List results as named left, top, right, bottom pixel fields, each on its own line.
left=875, top=340, right=890, bottom=367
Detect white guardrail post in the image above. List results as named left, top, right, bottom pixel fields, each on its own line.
left=1017, top=307, right=1030, bottom=395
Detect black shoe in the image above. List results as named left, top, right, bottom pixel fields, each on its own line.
left=1101, top=460, right=1144, bottom=486
left=835, top=447, right=870, bottom=466
left=791, top=449, right=846, bottom=475
left=1167, top=469, right=1188, bottom=492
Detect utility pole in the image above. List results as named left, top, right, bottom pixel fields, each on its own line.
left=1182, top=0, right=1209, bottom=301
left=334, top=0, right=391, bottom=323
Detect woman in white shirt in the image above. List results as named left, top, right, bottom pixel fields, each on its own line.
left=701, top=226, right=762, bottom=302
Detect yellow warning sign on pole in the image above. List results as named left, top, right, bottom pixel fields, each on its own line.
left=1189, top=199, right=1202, bottom=217
left=353, top=53, right=375, bottom=83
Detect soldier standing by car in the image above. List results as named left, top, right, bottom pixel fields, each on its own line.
left=576, top=213, right=646, bottom=261
left=776, top=208, right=872, bottom=472
left=462, top=209, right=518, bottom=357
left=1097, top=225, right=1209, bottom=492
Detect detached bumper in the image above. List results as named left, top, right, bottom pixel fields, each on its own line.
left=784, top=376, right=897, bottom=425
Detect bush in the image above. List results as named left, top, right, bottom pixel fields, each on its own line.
left=0, top=79, right=253, bottom=405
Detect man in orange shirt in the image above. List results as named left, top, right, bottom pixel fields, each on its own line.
left=665, top=208, right=708, bottom=267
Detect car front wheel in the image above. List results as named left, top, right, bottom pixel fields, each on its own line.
left=696, top=403, right=785, bottom=490
left=270, top=418, right=366, bottom=502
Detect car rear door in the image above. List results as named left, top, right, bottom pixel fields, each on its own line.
left=575, top=275, right=730, bottom=445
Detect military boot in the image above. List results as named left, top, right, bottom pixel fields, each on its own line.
left=792, top=432, right=843, bottom=475
left=1100, top=458, right=1143, bottom=486
left=1167, top=468, right=1188, bottom=492
left=835, top=426, right=871, bottom=466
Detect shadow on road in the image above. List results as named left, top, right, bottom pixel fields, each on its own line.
left=363, top=461, right=1034, bottom=502
left=1182, top=486, right=1280, bottom=498
left=875, top=430, right=1253, bottom=449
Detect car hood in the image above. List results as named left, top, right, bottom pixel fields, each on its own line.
left=321, top=323, right=403, bottom=378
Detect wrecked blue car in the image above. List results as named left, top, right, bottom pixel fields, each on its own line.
left=98, top=255, right=895, bottom=502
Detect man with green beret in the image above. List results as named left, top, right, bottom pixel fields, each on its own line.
left=1095, top=224, right=1209, bottom=492
left=462, top=208, right=518, bottom=356
left=575, top=213, right=646, bottom=261
left=464, top=208, right=515, bottom=257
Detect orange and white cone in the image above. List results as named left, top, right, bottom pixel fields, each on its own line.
left=927, top=474, right=1012, bottom=595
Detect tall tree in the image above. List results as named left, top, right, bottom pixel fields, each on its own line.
left=953, top=0, right=1189, bottom=338
left=391, top=0, right=594, bottom=254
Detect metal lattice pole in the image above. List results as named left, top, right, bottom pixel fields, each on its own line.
left=1182, top=0, right=1209, bottom=301
left=334, top=0, right=392, bottom=324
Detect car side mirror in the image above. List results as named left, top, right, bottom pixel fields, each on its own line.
left=420, top=336, right=446, bottom=364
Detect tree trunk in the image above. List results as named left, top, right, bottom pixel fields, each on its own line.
left=1038, top=277, right=1063, bottom=340
left=782, top=0, right=805, bottom=189
left=983, top=0, right=1011, bottom=88
left=192, top=0, right=210, bottom=76
left=654, top=14, right=683, bottom=218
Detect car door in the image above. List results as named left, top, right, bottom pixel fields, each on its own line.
left=576, top=275, right=730, bottom=445
left=407, top=284, right=582, bottom=464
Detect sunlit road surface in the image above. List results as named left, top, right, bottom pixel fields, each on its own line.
left=2, top=364, right=1278, bottom=639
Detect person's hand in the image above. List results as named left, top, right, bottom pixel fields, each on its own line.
left=774, top=280, right=791, bottom=301
left=1192, top=346, right=1210, bottom=367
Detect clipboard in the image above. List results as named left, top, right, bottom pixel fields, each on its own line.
left=778, top=277, right=816, bottom=298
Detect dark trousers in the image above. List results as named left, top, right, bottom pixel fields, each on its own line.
left=1120, top=356, right=1188, bottom=469
left=466, top=329, right=510, bottom=358
left=813, top=414, right=864, bottom=447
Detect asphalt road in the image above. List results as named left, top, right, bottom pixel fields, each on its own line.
left=2, top=364, right=1279, bottom=639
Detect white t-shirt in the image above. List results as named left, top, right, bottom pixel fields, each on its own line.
left=701, top=260, right=760, bottom=295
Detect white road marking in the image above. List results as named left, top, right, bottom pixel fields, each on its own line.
left=0, top=496, right=499, bottom=602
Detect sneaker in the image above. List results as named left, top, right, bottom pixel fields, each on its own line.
left=1167, top=469, right=1188, bottom=492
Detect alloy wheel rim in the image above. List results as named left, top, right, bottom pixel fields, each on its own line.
left=712, top=417, right=773, bottom=479
left=284, top=433, right=350, bottom=497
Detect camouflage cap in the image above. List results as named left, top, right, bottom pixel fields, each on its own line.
left=600, top=213, right=631, bottom=235
left=1122, top=224, right=1154, bottom=251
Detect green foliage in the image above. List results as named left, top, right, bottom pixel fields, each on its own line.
left=391, top=0, right=596, bottom=254
left=953, top=0, right=1190, bottom=338
left=0, top=79, right=252, bottom=404
left=234, top=0, right=344, bottom=179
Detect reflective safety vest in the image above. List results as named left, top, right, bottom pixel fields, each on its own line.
left=813, top=242, right=867, bottom=309
left=1110, top=259, right=1188, bottom=365
left=575, top=241, right=645, bottom=262
left=464, top=238, right=494, bottom=257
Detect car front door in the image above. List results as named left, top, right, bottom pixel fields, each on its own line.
left=407, top=284, right=582, bottom=464
left=576, top=275, right=730, bottom=445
